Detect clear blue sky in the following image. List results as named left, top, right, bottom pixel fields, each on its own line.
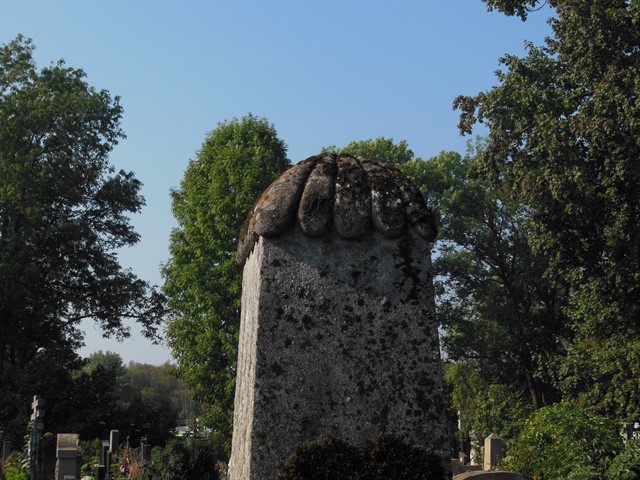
left=2, top=1, right=552, bottom=365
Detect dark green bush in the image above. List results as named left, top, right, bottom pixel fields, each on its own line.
left=276, top=433, right=445, bottom=480
left=362, top=433, right=445, bottom=479
left=276, top=437, right=362, bottom=480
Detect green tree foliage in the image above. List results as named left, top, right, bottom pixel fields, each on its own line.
left=482, top=0, right=548, bottom=20
left=139, top=438, right=221, bottom=480
left=162, top=114, right=290, bottom=451
left=276, top=434, right=445, bottom=480
left=0, top=36, right=166, bottom=446
left=124, top=361, right=201, bottom=425
left=410, top=148, right=568, bottom=454
left=445, top=361, right=532, bottom=445
left=503, top=402, right=622, bottom=480
left=456, top=1, right=640, bottom=420
left=322, top=136, right=414, bottom=164
left=83, top=351, right=127, bottom=377
left=606, top=440, right=640, bottom=480
left=428, top=148, right=568, bottom=404
left=57, top=353, right=179, bottom=446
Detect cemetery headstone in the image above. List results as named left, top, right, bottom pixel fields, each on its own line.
left=2, top=440, right=11, bottom=462
left=109, top=430, right=119, bottom=454
left=2, top=440, right=12, bottom=477
left=140, top=437, right=151, bottom=465
left=55, top=433, right=79, bottom=480
left=483, top=434, right=504, bottom=471
left=229, top=154, right=450, bottom=479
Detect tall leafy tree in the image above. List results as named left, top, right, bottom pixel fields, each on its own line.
left=323, top=136, right=414, bottom=164
left=0, top=36, right=166, bottom=445
left=163, top=114, right=290, bottom=451
left=456, top=0, right=640, bottom=420
left=425, top=149, right=568, bottom=411
left=422, top=149, right=569, bottom=449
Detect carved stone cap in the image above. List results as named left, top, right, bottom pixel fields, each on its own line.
left=237, top=154, right=437, bottom=266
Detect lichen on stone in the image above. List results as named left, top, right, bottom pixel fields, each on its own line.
left=237, top=153, right=437, bottom=265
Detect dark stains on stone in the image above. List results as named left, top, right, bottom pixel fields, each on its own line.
left=381, top=300, right=392, bottom=312
left=334, top=156, right=371, bottom=238
left=396, top=239, right=421, bottom=303
left=361, top=159, right=405, bottom=237
left=370, top=404, right=390, bottom=427
left=301, top=314, right=314, bottom=329
left=270, top=362, right=284, bottom=375
left=236, top=153, right=438, bottom=265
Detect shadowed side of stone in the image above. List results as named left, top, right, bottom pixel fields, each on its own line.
left=297, top=155, right=337, bottom=237
left=361, top=159, right=406, bottom=237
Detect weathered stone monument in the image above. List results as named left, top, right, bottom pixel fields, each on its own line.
left=228, top=154, right=450, bottom=479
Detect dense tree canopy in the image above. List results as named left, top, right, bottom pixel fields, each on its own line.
left=457, top=0, right=640, bottom=420
left=0, top=36, right=166, bottom=445
left=162, top=114, right=290, bottom=451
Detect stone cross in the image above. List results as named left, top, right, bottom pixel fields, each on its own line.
left=229, top=154, right=450, bottom=479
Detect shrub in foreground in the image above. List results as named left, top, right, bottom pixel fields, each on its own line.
left=502, top=402, right=622, bottom=480
left=276, top=433, right=445, bottom=480
left=139, top=437, right=220, bottom=480
left=606, top=439, right=640, bottom=480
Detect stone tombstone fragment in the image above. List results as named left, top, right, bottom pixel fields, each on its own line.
left=109, top=430, right=119, bottom=453
left=483, top=434, right=504, bottom=471
left=55, top=433, right=79, bottom=480
left=229, top=154, right=450, bottom=480
left=141, top=442, right=151, bottom=464
left=2, top=440, right=11, bottom=464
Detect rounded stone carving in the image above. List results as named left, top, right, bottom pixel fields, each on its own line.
left=237, top=153, right=437, bottom=265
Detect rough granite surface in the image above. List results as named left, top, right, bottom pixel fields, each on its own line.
left=229, top=229, right=449, bottom=479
